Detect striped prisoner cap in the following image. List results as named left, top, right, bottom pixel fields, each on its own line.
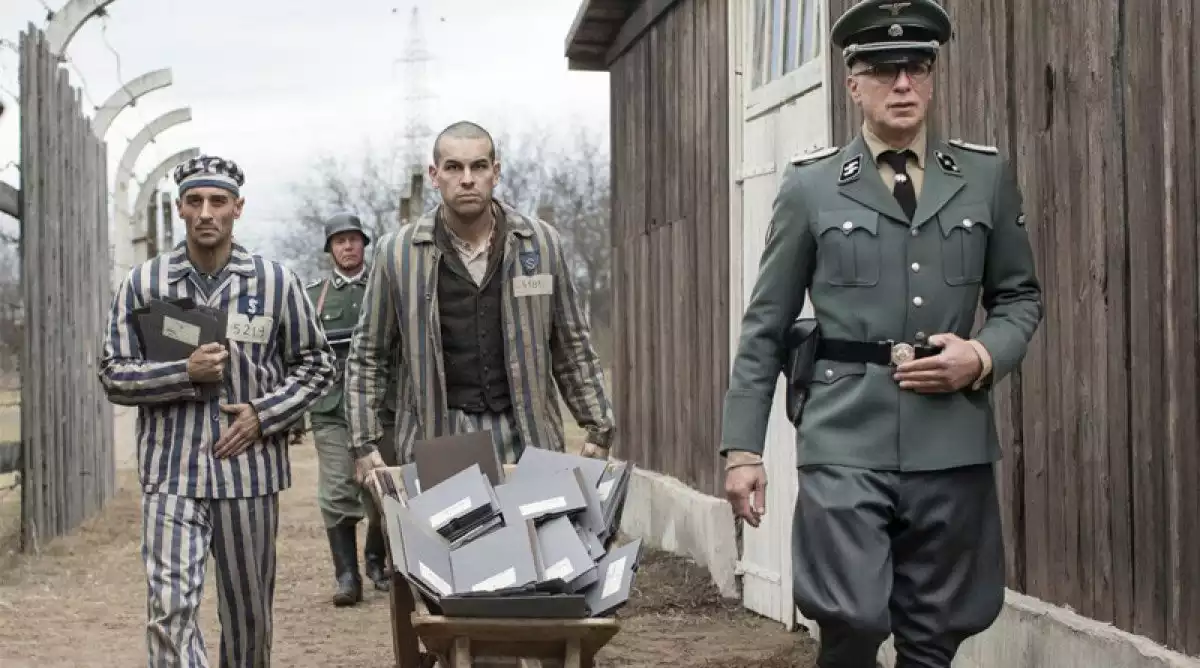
left=173, top=154, right=245, bottom=197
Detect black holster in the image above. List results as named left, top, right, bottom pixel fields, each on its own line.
left=783, top=317, right=821, bottom=425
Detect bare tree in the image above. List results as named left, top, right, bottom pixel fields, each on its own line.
left=268, top=143, right=420, bottom=281
left=538, top=127, right=611, bottom=333
left=265, top=123, right=612, bottom=356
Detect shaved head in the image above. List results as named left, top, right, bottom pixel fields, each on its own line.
left=433, top=121, right=496, bottom=165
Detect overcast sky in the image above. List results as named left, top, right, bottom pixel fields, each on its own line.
left=0, top=0, right=609, bottom=249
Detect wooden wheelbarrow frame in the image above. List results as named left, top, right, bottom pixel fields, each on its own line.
left=370, top=466, right=621, bottom=668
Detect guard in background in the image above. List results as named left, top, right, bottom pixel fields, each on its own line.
left=305, top=212, right=394, bottom=606
left=720, top=2, right=1043, bottom=666
left=98, top=154, right=337, bottom=666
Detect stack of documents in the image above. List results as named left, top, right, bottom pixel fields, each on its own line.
left=382, top=434, right=639, bottom=619
left=129, top=298, right=228, bottom=400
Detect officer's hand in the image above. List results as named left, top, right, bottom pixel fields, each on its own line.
left=212, top=403, right=261, bottom=458
left=187, top=342, right=229, bottom=383
left=355, top=450, right=387, bottom=486
left=724, top=457, right=767, bottom=528
left=580, top=443, right=609, bottom=460
left=893, top=333, right=982, bottom=393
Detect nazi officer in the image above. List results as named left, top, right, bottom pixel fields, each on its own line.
left=99, top=154, right=337, bottom=666
left=303, top=212, right=397, bottom=606
left=719, top=2, right=1043, bottom=667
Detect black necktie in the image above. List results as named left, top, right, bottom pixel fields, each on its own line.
left=879, top=149, right=917, bottom=220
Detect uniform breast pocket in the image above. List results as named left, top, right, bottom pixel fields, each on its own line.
left=938, top=205, right=993, bottom=286
left=320, top=307, right=344, bottom=325
left=816, top=210, right=881, bottom=287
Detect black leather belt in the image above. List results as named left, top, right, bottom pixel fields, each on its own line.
left=817, top=338, right=940, bottom=366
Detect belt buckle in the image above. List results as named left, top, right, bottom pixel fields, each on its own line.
left=888, top=341, right=916, bottom=366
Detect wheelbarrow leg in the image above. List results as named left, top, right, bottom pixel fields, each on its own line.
left=452, top=637, right=472, bottom=668
left=388, top=575, right=423, bottom=667
left=564, top=639, right=582, bottom=668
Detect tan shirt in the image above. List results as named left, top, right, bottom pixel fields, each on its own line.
left=862, top=122, right=927, bottom=198
left=445, top=221, right=495, bottom=286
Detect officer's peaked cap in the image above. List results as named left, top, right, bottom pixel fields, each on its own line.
left=831, top=0, right=952, bottom=67
left=322, top=212, right=371, bottom=252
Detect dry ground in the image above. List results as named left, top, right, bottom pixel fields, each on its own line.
left=0, top=406, right=816, bottom=667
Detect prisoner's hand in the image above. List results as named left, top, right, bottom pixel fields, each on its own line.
left=355, top=450, right=386, bottom=486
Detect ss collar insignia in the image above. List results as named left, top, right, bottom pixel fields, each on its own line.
left=838, top=154, right=863, bottom=184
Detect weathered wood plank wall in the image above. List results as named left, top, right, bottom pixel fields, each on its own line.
left=827, top=0, right=1200, bottom=655
left=609, top=0, right=729, bottom=496
left=18, top=26, right=116, bottom=553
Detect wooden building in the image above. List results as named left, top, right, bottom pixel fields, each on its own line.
left=566, top=0, right=1200, bottom=658
left=564, top=1, right=733, bottom=500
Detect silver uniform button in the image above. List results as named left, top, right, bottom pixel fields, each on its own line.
left=825, top=369, right=834, bottom=379
left=916, top=331, right=927, bottom=340
left=913, top=296, right=924, bottom=307
left=910, top=228, right=919, bottom=236
left=911, top=262, right=920, bottom=272
left=842, top=221, right=853, bottom=231
left=963, top=218, right=974, bottom=228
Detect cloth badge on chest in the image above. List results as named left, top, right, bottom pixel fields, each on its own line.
left=239, top=294, right=264, bottom=319
left=519, top=249, right=540, bottom=275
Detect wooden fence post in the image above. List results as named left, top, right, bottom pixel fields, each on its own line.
left=16, top=25, right=115, bottom=552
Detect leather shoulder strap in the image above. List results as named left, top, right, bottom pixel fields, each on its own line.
left=315, top=278, right=332, bottom=316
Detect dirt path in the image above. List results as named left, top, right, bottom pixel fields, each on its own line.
left=0, top=441, right=815, bottom=667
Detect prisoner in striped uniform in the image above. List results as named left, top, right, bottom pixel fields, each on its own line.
left=98, top=154, right=337, bottom=668
left=344, top=121, right=615, bottom=483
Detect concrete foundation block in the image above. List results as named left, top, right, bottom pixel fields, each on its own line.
left=617, top=464, right=739, bottom=599
left=877, top=589, right=1200, bottom=668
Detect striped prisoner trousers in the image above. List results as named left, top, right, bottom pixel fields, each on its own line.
left=448, top=408, right=522, bottom=465
left=142, top=492, right=279, bottom=668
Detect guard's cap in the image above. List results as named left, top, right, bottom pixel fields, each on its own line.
left=831, top=0, right=952, bottom=67
left=322, top=212, right=370, bottom=253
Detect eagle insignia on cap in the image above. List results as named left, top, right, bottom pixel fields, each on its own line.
left=880, top=1, right=912, bottom=16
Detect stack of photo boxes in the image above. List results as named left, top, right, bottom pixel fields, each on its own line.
left=382, top=433, right=638, bottom=619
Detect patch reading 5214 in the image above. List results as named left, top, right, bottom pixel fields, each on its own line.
left=226, top=313, right=274, bottom=345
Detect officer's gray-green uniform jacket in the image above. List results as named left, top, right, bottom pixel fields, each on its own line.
left=721, top=134, right=1043, bottom=471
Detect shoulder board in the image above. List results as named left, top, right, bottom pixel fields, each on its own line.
left=305, top=278, right=324, bottom=290
left=948, top=139, right=999, bottom=155
left=790, top=146, right=840, bottom=166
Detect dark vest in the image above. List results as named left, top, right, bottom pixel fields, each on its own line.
left=437, top=223, right=512, bottom=413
